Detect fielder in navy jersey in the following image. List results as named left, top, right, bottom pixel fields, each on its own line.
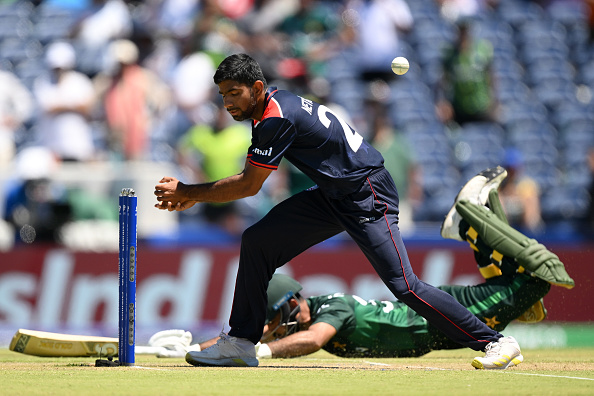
left=154, top=53, right=522, bottom=369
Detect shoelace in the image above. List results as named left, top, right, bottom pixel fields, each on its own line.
left=484, top=341, right=502, bottom=357
left=218, top=332, right=232, bottom=344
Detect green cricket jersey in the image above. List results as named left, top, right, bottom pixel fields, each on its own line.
left=307, top=274, right=549, bottom=358
left=308, top=293, right=433, bottom=357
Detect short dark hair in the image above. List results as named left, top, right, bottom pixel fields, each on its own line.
left=213, top=53, right=267, bottom=88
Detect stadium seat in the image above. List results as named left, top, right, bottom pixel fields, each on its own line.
left=497, top=1, right=545, bottom=29
left=541, top=186, right=590, bottom=221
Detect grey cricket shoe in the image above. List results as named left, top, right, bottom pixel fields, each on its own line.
left=186, top=332, right=259, bottom=367
left=441, top=166, right=508, bottom=241
left=472, top=336, right=522, bottom=370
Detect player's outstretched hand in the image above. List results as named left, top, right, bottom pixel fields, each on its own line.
left=154, top=176, right=196, bottom=211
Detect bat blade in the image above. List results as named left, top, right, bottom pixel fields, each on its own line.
left=9, top=328, right=118, bottom=357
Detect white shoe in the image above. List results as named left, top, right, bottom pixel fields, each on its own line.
left=185, top=332, right=258, bottom=367
left=472, top=336, right=522, bottom=370
left=508, top=354, right=524, bottom=368
left=441, top=166, right=508, bottom=241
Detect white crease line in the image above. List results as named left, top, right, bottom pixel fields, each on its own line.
left=406, top=365, right=451, bottom=371
left=363, top=363, right=452, bottom=371
left=132, top=366, right=170, bottom=371
left=504, top=372, right=594, bottom=381
left=363, top=361, right=390, bottom=366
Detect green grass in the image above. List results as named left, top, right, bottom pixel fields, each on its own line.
left=1, top=348, right=593, bottom=395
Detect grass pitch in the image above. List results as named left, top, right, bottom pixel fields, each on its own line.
left=1, top=348, right=593, bottom=395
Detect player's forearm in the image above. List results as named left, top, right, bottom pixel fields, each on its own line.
left=182, top=173, right=260, bottom=203
left=267, top=333, right=324, bottom=358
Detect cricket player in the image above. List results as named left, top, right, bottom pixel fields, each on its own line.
left=152, top=168, right=572, bottom=368
left=154, top=53, right=542, bottom=369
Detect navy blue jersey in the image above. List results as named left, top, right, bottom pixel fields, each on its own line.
left=247, top=88, right=384, bottom=199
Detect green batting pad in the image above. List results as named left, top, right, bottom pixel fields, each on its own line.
left=486, top=189, right=508, bottom=225
left=456, top=200, right=575, bottom=289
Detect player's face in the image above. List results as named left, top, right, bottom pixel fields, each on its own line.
left=261, top=312, right=287, bottom=343
left=217, top=80, right=258, bottom=121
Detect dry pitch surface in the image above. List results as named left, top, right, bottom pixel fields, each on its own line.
left=1, top=348, right=593, bottom=395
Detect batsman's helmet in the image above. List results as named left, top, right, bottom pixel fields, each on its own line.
left=265, top=274, right=303, bottom=338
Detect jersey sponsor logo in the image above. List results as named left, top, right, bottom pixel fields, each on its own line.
left=359, top=217, right=376, bottom=224
left=252, top=147, right=273, bottom=156
left=300, top=97, right=313, bottom=115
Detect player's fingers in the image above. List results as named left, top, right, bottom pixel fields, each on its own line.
left=159, top=176, right=174, bottom=183
left=155, top=177, right=177, bottom=193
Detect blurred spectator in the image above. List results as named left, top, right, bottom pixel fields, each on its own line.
left=366, top=91, right=422, bottom=235
left=371, top=117, right=422, bottom=234
left=33, top=41, right=97, bottom=162
left=498, top=148, right=544, bottom=235
left=274, top=0, right=345, bottom=81
left=241, top=0, right=300, bottom=34
left=151, top=0, right=200, bottom=39
left=70, top=0, right=133, bottom=76
left=171, top=50, right=217, bottom=126
left=436, top=0, right=500, bottom=23
left=436, top=19, right=496, bottom=127
left=582, top=145, right=594, bottom=238
left=176, top=106, right=251, bottom=235
left=3, top=147, right=71, bottom=244
left=587, top=0, right=594, bottom=43
left=0, top=69, right=34, bottom=166
left=345, top=0, right=413, bottom=83
left=71, top=0, right=132, bottom=48
left=94, top=39, right=171, bottom=161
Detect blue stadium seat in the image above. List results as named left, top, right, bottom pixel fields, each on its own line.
left=14, top=58, right=48, bottom=90
left=546, top=0, right=589, bottom=26
left=578, top=60, right=594, bottom=86
left=495, top=78, right=530, bottom=103
left=32, top=5, right=82, bottom=44
left=497, top=1, right=545, bottom=29
left=531, top=82, right=577, bottom=110
left=560, top=127, right=594, bottom=150
left=492, top=58, right=524, bottom=80
left=551, top=102, right=594, bottom=132
left=541, top=186, right=590, bottom=221
left=499, top=100, right=548, bottom=131
left=507, top=122, right=557, bottom=147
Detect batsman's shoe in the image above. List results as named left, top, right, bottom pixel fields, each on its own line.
left=472, top=336, right=522, bottom=370
left=508, top=354, right=524, bottom=368
left=185, top=333, right=258, bottom=367
left=441, top=166, right=508, bottom=241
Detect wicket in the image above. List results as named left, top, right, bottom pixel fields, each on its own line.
left=118, top=188, right=137, bottom=366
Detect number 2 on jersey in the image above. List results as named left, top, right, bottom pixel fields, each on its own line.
left=318, top=105, right=363, bottom=152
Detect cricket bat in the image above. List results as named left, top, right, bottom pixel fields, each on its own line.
left=9, top=329, right=118, bottom=358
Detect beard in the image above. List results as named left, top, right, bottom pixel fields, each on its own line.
left=229, top=90, right=257, bottom=121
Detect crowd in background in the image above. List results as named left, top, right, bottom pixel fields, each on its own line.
left=0, top=0, right=594, bottom=249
